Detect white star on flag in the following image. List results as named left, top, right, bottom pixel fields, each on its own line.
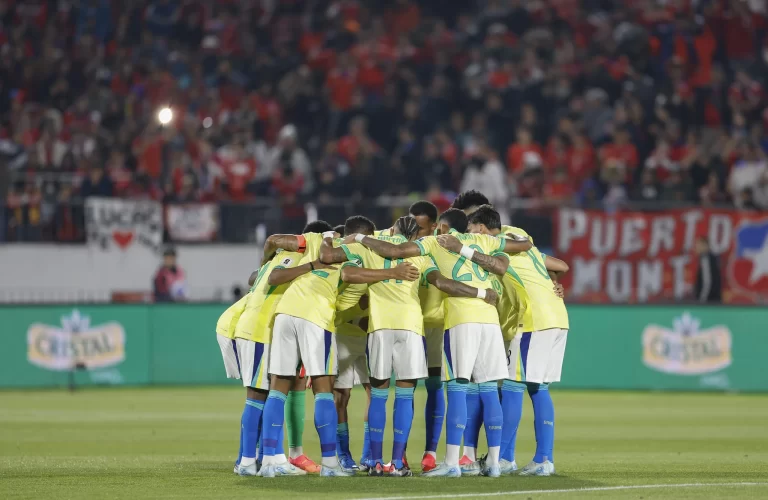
left=743, top=234, right=768, bottom=284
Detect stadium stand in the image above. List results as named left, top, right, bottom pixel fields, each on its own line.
left=1, top=0, right=767, bottom=246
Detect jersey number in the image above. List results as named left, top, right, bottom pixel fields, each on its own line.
left=382, top=257, right=404, bottom=283
left=451, top=244, right=488, bottom=282
left=527, top=250, right=550, bottom=280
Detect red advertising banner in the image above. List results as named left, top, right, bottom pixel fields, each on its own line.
left=555, top=208, right=768, bottom=304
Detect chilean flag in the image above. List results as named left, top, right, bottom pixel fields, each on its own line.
left=729, top=219, right=768, bottom=298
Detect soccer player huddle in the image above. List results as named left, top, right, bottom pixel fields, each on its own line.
left=215, top=190, right=570, bottom=478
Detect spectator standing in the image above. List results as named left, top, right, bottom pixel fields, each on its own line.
left=264, top=125, right=313, bottom=194
left=506, top=127, right=543, bottom=174
left=694, top=237, right=721, bottom=303
left=153, top=247, right=187, bottom=303
left=728, top=144, right=768, bottom=209
left=460, top=142, right=509, bottom=221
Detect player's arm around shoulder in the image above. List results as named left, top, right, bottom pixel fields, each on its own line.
left=340, top=259, right=419, bottom=284
left=544, top=255, right=569, bottom=275
left=268, top=252, right=336, bottom=286
left=320, top=233, right=349, bottom=264
left=544, top=254, right=569, bottom=298
left=437, top=233, right=509, bottom=277
left=501, top=232, right=533, bottom=254
left=262, top=233, right=305, bottom=265
left=343, top=233, right=422, bottom=258
left=424, top=268, right=499, bottom=306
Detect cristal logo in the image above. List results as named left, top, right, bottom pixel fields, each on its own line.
left=642, top=312, right=731, bottom=376
left=27, top=310, right=125, bottom=371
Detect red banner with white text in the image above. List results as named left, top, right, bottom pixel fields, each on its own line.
left=555, top=209, right=768, bottom=304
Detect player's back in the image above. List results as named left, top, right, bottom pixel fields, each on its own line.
left=343, top=235, right=435, bottom=335
left=276, top=233, right=342, bottom=332
left=415, top=231, right=504, bottom=329
left=495, top=226, right=536, bottom=339
left=509, top=246, right=568, bottom=331
left=419, top=272, right=445, bottom=329
left=216, top=293, right=250, bottom=339
left=496, top=270, right=530, bottom=342
left=235, top=250, right=302, bottom=342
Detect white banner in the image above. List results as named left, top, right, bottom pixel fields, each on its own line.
left=85, top=198, right=163, bottom=251
left=166, top=204, right=219, bottom=242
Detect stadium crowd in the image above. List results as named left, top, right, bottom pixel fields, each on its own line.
left=2, top=0, right=768, bottom=242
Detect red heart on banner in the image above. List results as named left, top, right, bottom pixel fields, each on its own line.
left=112, top=231, right=135, bottom=249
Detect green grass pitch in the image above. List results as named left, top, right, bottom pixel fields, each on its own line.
left=2, top=387, right=768, bottom=499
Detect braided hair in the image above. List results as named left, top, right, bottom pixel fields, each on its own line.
left=395, top=215, right=421, bottom=241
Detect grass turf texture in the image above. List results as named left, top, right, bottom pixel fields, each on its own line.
left=1, top=387, right=767, bottom=499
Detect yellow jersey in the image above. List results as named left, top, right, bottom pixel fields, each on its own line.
left=235, top=250, right=303, bottom=343
left=414, top=230, right=505, bottom=330
left=275, top=233, right=342, bottom=332
left=501, top=225, right=533, bottom=245
left=419, top=273, right=445, bottom=329
left=342, top=236, right=439, bottom=335
left=508, top=246, right=569, bottom=332
left=335, top=283, right=369, bottom=338
left=216, top=293, right=250, bottom=339
left=496, top=272, right=529, bottom=342
left=493, top=226, right=532, bottom=341
left=336, top=321, right=366, bottom=338
left=374, top=228, right=393, bottom=237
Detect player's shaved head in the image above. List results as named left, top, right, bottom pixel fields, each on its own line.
left=451, top=190, right=490, bottom=215
left=409, top=201, right=439, bottom=222
left=437, top=208, right=468, bottom=234
left=408, top=200, right=439, bottom=238
left=344, top=215, right=376, bottom=236
left=333, top=224, right=345, bottom=236
left=303, top=220, right=334, bottom=233
left=467, top=204, right=502, bottom=234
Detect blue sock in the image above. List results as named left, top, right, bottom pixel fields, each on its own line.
left=392, top=387, right=415, bottom=468
left=424, top=376, right=444, bottom=453
left=527, top=383, right=555, bottom=463
left=479, top=382, right=503, bottom=454
left=236, top=410, right=245, bottom=465
left=257, top=432, right=263, bottom=462
left=500, top=381, right=525, bottom=462
left=361, top=421, right=371, bottom=462
left=368, top=387, right=389, bottom=464
left=262, top=391, right=286, bottom=457
left=242, top=398, right=264, bottom=460
left=314, top=393, right=338, bottom=458
left=276, top=422, right=285, bottom=456
left=463, top=383, right=482, bottom=453
left=337, top=422, right=350, bottom=457
left=445, top=380, right=468, bottom=448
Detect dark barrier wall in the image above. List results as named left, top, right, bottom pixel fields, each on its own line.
left=2, top=304, right=766, bottom=391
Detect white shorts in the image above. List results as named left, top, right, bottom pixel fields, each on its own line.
left=335, top=334, right=369, bottom=389
left=270, top=314, right=337, bottom=377
left=367, top=329, right=428, bottom=381
left=236, top=338, right=271, bottom=390
left=506, top=328, right=568, bottom=384
left=442, top=323, right=507, bottom=383
left=216, top=334, right=241, bottom=379
left=425, top=327, right=444, bottom=369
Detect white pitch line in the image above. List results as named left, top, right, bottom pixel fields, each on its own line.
left=355, top=482, right=768, bottom=500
